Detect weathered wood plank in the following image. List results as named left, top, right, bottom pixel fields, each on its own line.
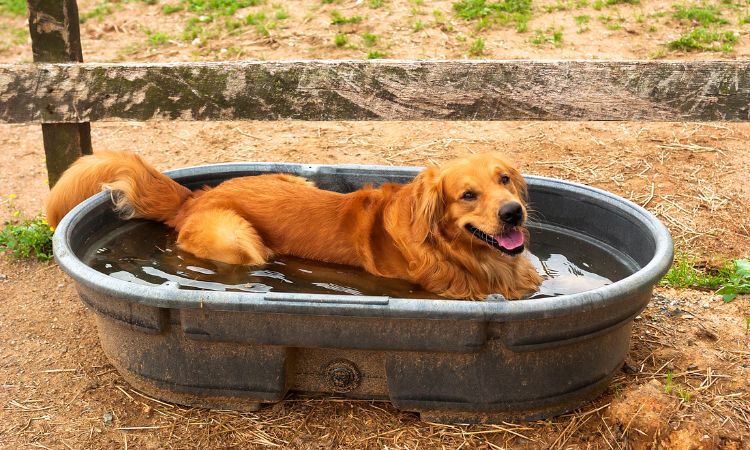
left=27, top=0, right=92, bottom=186
left=2, top=60, right=750, bottom=123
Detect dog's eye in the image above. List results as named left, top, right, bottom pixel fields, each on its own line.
left=461, top=191, right=477, bottom=201
left=500, top=175, right=511, bottom=185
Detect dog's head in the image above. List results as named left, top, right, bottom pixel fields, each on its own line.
left=411, top=153, right=530, bottom=256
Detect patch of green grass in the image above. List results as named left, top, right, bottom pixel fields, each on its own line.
left=672, top=3, right=727, bottom=25
left=453, top=0, right=518, bottom=18
left=452, top=0, right=532, bottom=31
left=543, top=0, right=568, bottom=12
left=369, top=0, right=385, bottom=7
left=609, top=381, right=625, bottom=396
left=543, top=0, right=577, bottom=13
left=225, top=17, right=243, bottom=31
left=274, top=7, right=288, bottom=20
left=221, top=46, right=244, bottom=57
left=0, top=217, right=54, bottom=262
left=745, top=316, right=750, bottom=333
left=574, top=14, right=590, bottom=32
left=334, top=33, right=347, bottom=46
left=413, top=19, right=426, bottom=31
left=0, top=0, right=25, bottom=16
left=409, top=6, right=419, bottom=15
left=740, top=14, right=750, bottom=24
left=243, top=10, right=278, bottom=36
left=661, top=256, right=749, bottom=301
left=676, top=387, right=693, bottom=403
left=366, top=50, right=386, bottom=58
left=433, top=9, right=455, bottom=31
left=469, top=37, right=485, bottom=55
left=331, top=10, right=364, bottom=25
left=530, top=26, right=564, bottom=46
left=184, top=0, right=262, bottom=16
left=663, top=370, right=692, bottom=402
left=667, top=26, right=738, bottom=52
left=476, top=16, right=491, bottom=29
left=590, top=0, right=638, bottom=8
left=80, top=2, right=114, bottom=23
left=182, top=15, right=220, bottom=42
left=649, top=47, right=668, bottom=58
left=664, top=369, right=673, bottom=394
left=255, top=22, right=271, bottom=36
left=182, top=17, right=202, bottom=41
left=410, top=4, right=426, bottom=16
left=362, top=31, right=378, bottom=46
left=715, top=259, right=750, bottom=302
left=162, top=3, right=184, bottom=13
left=598, top=13, right=625, bottom=29
left=245, top=11, right=266, bottom=24
left=661, top=255, right=726, bottom=288
left=147, top=30, right=172, bottom=46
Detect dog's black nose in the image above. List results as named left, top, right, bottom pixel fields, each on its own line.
left=499, top=202, right=523, bottom=226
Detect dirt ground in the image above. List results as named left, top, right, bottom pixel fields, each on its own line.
left=2, top=0, right=750, bottom=449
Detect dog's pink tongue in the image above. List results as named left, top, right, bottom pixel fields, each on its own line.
left=495, top=229, right=524, bottom=250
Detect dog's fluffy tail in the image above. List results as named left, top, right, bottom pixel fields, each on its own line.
left=46, top=150, right=191, bottom=228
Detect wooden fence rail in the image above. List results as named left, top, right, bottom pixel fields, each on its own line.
left=2, top=60, right=750, bottom=124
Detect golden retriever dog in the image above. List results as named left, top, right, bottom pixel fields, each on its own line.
left=46, top=151, right=542, bottom=300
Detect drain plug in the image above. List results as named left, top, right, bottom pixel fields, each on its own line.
left=324, top=360, right=361, bottom=393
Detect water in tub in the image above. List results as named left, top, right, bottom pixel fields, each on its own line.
left=81, top=220, right=634, bottom=299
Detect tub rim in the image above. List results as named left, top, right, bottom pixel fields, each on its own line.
left=53, top=162, right=674, bottom=321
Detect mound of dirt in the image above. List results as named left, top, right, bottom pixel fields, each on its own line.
left=609, top=380, right=726, bottom=450
left=665, top=421, right=717, bottom=450
left=609, top=379, right=678, bottom=449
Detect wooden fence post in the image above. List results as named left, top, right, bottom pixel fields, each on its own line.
left=27, top=0, right=92, bottom=187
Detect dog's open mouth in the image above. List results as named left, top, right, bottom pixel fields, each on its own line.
left=465, top=224, right=525, bottom=255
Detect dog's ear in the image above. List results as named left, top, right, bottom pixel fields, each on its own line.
left=411, top=166, right=444, bottom=242
left=508, top=165, right=529, bottom=203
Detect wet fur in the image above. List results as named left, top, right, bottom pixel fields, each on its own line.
left=46, top=151, right=542, bottom=300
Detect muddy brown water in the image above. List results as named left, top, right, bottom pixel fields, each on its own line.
left=81, top=220, right=635, bottom=299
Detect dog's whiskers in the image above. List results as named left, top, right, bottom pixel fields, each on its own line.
left=525, top=206, right=546, bottom=224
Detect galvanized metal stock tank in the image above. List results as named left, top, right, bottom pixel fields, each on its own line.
left=53, top=163, right=673, bottom=423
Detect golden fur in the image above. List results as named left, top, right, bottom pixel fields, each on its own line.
left=46, top=151, right=542, bottom=300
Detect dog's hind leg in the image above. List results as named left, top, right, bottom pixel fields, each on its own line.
left=176, top=208, right=271, bottom=265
